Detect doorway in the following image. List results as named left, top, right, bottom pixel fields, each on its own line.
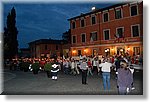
left=117, top=47, right=125, bottom=55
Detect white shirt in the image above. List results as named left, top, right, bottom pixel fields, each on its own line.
left=99, top=62, right=112, bottom=72
left=71, top=62, right=75, bottom=69
left=93, top=60, right=97, bottom=66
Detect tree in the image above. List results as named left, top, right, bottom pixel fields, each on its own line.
left=62, top=29, right=71, bottom=44
left=4, top=7, right=18, bottom=59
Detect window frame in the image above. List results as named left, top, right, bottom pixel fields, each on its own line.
left=90, top=31, right=98, bottom=42
left=72, top=35, right=77, bottom=44
left=115, top=8, right=123, bottom=19
left=130, top=4, right=139, bottom=16
left=56, top=45, right=58, bottom=50
left=103, top=29, right=110, bottom=40
left=72, top=21, right=76, bottom=29
left=80, top=18, right=85, bottom=27
left=81, top=33, right=86, bottom=43
left=91, top=15, right=97, bottom=25
left=45, top=44, right=48, bottom=50
left=116, top=27, right=124, bottom=38
left=103, top=12, right=109, bottom=22
left=131, top=24, right=140, bottom=37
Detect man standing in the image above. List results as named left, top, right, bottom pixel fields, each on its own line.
left=80, top=58, right=88, bottom=85
left=51, top=62, right=59, bottom=81
left=99, top=58, right=112, bottom=90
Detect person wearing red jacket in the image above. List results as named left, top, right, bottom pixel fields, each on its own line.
left=87, top=59, right=93, bottom=76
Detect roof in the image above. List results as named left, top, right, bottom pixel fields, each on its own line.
left=68, top=2, right=129, bottom=21
left=20, top=48, right=30, bottom=51
left=28, top=39, right=64, bottom=45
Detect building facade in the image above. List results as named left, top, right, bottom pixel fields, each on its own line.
left=68, top=1, right=143, bottom=57
left=29, top=39, right=64, bottom=58
left=18, top=48, right=30, bottom=58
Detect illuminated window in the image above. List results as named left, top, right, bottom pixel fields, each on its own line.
left=133, top=47, right=140, bottom=55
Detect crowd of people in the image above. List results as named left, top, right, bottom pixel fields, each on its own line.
left=4, top=53, right=143, bottom=95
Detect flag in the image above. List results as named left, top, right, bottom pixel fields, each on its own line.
left=90, top=36, right=93, bottom=42
left=114, top=33, right=119, bottom=38
left=114, top=34, right=120, bottom=42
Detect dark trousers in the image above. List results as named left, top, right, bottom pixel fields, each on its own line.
left=92, top=66, right=98, bottom=74
left=82, top=70, right=87, bottom=84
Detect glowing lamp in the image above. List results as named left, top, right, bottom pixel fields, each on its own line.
left=72, top=50, right=76, bottom=53
left=120, top=49, right=123, bottom=52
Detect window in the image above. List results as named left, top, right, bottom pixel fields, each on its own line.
left=130, top=5, right=138, bottom=16
left=104, top=30, right=110, bottom=40
left=45, top=45, right=47, bottom=50
left=103, top=12, right=109, bottom=22
left=72, top=36, right=76, bottom=43
left=91, top=16, right=96, bottom=25
left=115, top=9, right=122, bottom=19
left=90, top=32, right=97, bottom=41
left=132, top=25, right=140, bottom=37
left=72, top=21, right=76, bottom=29
left=56, top=45, right=58, bottom=50
left=116, top=27, right=124, bottom=38
left=80, top=19, right=85, bottom=27
left=81, top=34, right=86, bottom=43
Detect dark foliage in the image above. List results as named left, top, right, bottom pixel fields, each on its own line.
left=62, top=29, right=71, bottom=44
left=4, top=7, right=18, bottom=59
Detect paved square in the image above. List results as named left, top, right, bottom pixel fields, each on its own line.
left=2, top=69, right=143, bottom=95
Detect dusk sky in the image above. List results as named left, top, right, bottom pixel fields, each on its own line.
left=3, top=2, right=120, bottom=48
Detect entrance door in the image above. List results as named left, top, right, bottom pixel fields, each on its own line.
left=117, top=47, right=125, bottom=55
left=78, top=50, right=82, bottom=56
left=93, top=49, right=97, bottom=57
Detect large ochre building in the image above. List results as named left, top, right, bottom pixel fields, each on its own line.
left=68, top=1, right=143, bottom=57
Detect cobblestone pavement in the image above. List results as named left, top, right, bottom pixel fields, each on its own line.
left=1, top=68, right=143, bottom=95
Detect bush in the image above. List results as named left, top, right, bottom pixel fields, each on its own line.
left=32, top=62, right=40, bottom=74
left=44, top=63, right=52, bottom=72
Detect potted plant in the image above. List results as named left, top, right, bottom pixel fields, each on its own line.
left=44, top=62, right=52, bottom=78
left=32, top=62, right=40, bottom=74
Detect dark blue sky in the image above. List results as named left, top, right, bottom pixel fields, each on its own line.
left=3, top=2, right=118, bottom=48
